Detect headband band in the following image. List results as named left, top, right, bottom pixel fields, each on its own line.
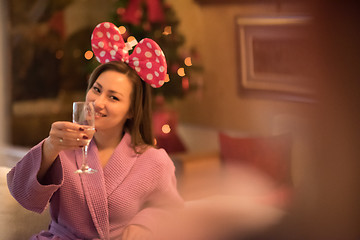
left=91, top=22, right=167, bottom=88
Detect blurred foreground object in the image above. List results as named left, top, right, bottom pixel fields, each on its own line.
left=156, top=163, right=288, bottom=240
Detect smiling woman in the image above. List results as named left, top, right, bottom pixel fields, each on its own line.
left=86, top=61, right=154, bottom=151
left=87, top=70, right=133, bottom=135
left=7, top=22, right=184, bottom=240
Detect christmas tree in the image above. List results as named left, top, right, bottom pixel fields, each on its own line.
left=110, top=0, right=201, bottom=101
left=10, top=0, right=200, bottom=102
left=8, top=0, right=198, bottom=147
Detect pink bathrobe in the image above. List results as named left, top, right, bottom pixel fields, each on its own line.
left=7, top=133, right=184, bottom=239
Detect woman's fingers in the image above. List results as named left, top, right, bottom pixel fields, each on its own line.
left=52, top=121, right=85, bottom=132
left=49, top=121, right=91, bottom=150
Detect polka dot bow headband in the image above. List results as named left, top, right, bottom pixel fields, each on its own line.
left=91, top=22, right=167, bottom=88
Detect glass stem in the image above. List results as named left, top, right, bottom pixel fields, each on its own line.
left=82, top=145, right=89, bottom=168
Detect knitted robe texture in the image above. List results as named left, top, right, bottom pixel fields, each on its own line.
left=7, top=133, right=183, bottom=239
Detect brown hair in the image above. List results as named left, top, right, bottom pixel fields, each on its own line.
left=87, top=61, right=154, bottom=151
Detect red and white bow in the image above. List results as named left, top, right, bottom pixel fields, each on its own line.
left=91, top=22, right=167, bottom=88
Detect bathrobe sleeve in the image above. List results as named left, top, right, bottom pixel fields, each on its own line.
left=7, top=140, right=64, bottom=213
left=127, top=148, right=184, bottom=233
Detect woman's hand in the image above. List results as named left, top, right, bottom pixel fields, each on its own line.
left=45, top=121, right=93, bottom=153
left=38, top=121, right=94, bottom=181
left=122, top=225, right=152, bottom=240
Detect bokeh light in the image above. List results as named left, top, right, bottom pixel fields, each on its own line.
left=163, top=26, right=172, bottom=35
left=127, top=36, right=136, bottom=43
left=177, top=67, right=185, bottom=77
left=55, top=50, right=64, bottom=59
left=162, top=124, right=171, bottom=134
left=84, top=50, right=93, bottom=60
left=184, top=57, right=192, bottom=66
left=182, top=77, right=189, bottom=90
left=118, top=26, right=127, bottom=35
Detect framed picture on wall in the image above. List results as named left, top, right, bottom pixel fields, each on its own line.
left=235, top=16, right=314, bottom=102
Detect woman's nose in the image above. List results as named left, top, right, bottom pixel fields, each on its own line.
left=94, top=95, right=106, bottom=108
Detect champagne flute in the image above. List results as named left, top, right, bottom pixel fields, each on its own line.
left=72, top=101, right=97, bottom=174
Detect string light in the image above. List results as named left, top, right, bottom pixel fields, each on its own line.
left=162, top=124, right=171, bottom=134
left=184, top=57, right=192, bottom=66
left=84, top=50, right=93, bottom=60
left=165, top=74, right=170, bottom=82
left=127, top=36, right=136, bottom=43
left=162, top=26, right=172, bottom=35
left=177, top=67, right=185, bottom=77
left=118, top=26, right=127, bottom=35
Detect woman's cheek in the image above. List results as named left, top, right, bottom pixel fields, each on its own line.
left=86, top=92, right=95, bottom=102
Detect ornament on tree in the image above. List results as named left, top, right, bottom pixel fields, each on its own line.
left=116, top=8, right=126, bottom=16
left=122, top=0, right=165, bottom=25
left=152, top=95, right=186, bottom=153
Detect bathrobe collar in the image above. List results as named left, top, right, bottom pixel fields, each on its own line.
left=75, top=132, right=137, bottom=239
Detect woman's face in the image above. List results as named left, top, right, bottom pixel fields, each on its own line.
left=86, top=70, right=133, bottom=133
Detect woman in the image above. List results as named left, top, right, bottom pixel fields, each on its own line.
left=7, top=22, right=183, bottom=240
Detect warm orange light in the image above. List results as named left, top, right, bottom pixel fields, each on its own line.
left=177, top=68, right=185, bottom=77
left=154, top=138, right=157, bottom=145
left=127, top=36, right=136, bottom=43
left=162, top=124, right=171, bottom=134
left=162, top=26, right=172, bottom=35
left=118, top=26, right=127, bottom=34
left=184, top=57, right=192, bottom=66
left=165, top=74, right=170, bottom=82
left=182, top=77, right=189, bottom=90
left=84, top=50, right=93, bottom=60
left=116, top=8, right=125, bottom=15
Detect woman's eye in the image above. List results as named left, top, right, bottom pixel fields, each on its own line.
left=93, top=86, right=100, bottom=93
left=110, top=96, right=119, bottom=101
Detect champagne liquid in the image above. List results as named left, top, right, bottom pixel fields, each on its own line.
left=83, top=127, right=95, bottom=145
